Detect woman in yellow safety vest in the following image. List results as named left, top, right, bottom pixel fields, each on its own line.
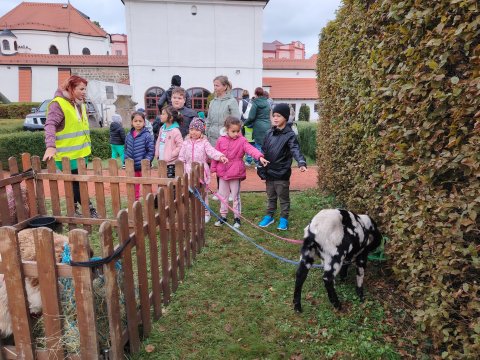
left=42, top=75, right=98, bottom=218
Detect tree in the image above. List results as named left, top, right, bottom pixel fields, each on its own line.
left=92, top=20, right=104, bottom=30
left=298, top=103, right=310, bottom=121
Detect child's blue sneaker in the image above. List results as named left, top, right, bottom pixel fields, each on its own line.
left=277, top=217, right=288, bottom=231
left=258, top=215, right=274, bottom=227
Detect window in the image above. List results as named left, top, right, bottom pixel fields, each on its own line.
left=14, top=41, right=17, bottom=51
left=144, top=87, right=165, bottom=120
left=82, top=47, right=91, bottom=55
left=106, top=86, right=114, bottom=100
left=2, top=40, right=10, bottom=51
left=314, top=103, right=319, bottom=113
left=186, top=87, right=211, bottom=113
left=115, top=50, right=122, bottom=55
left=49, top=45, right=58, bottom=54
left=231, top=88, right=243, bottom=102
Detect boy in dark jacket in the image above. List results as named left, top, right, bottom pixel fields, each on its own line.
left=109, top=113, right=126, bottom=168
left=258, top=103, right=307, bottom=231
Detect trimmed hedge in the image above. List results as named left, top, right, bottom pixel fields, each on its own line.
left=297, top=122, right=317, bottom=161
left=0, top=102, right=40, bottom=119
left=317, top=0, right=479, bottom=357
left=0, top=128, right=111, bottom=169
left=298, top=104, right=310, bottom=121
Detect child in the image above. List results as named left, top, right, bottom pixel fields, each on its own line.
left=179, top=117, right=228, bottom=223
left=155, top=106, right=184, bottom=178
left=211, top=116, right=269, bottom=228
left=124, top=111, right=155, bottom=200
left=257, top=103, right=307, bottom=231
left=109, top=113, right=125, bottom=168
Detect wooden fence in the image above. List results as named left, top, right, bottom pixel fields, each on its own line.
left=0, top=153, right=206, bottom=359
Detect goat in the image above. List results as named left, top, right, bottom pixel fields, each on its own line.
left=0, top=228, right=68, bottom=338
left=293, top=209, right=382, bottom=312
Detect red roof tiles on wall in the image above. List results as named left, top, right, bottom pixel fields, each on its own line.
left=0, top=53, right=128, bottom=67
left=263, top=56, right=317, bottom=70
left=263, top=77, right=318, bottom=99
left=0, top=2, right=107, bottom=37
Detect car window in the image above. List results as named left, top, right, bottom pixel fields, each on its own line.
left=38, top=99, right=51, bottom=112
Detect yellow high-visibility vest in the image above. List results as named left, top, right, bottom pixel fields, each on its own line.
left=47, top=97, right=91, bottom=162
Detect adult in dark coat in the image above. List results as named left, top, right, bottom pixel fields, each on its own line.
left=157, top=75, right=192, bottom=109
left=244, top=87, right=271, bottom=148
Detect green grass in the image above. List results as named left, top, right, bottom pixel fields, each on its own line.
left=128, top=190, right=418, bottom=359
left=0, top=118, right=24, bottom=133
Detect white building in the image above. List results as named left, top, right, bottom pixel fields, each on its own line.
left=123, top=0, right=268, bottom=117
left=0, top=2, right=111, bottom=56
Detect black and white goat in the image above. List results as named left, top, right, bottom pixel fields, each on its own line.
left=293, top=209, right=382, bottom=311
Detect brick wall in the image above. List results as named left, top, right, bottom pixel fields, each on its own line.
left=71, top=67, right=129, bottom=84
left=18, top=67, right=32, bottom=102
left=58, top=68, right=71, bottom=87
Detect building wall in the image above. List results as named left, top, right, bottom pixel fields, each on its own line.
left=111, top=34, right=128, bottom=56
left=0, top=65, right=19, bottom=102
left=32, top=66, right=58, bottom=101
left=12, top=30, right=110, bottom=55
left=125, top=0, right=265, bottom=106
left=72, top=67, right=129, bottom=84
left=263, top=69, right=316, bottom=78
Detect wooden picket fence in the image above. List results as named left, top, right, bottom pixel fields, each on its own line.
left=0, top=153, right=206, bottom=359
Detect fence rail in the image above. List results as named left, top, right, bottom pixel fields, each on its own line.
left=0, top=153, right=206, bottom=359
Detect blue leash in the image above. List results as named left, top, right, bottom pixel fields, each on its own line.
left=191, top=187, right=323, bottom=269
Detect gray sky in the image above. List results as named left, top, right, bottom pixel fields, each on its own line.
left=0, top=0, right=342, bottom=57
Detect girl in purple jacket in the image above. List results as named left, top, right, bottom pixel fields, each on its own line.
left=211, top=116, right=269, bottom=228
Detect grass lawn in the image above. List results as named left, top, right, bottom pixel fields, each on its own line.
left=129, top=190, right=423, bottom=360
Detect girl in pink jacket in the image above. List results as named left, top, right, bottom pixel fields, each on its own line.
left=211, top=116, right=269, bottom=228
left=179, top=118, right=228, bottom=223
left=155, top=106, right=184, bottom=178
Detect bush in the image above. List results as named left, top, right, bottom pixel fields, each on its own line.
left=298, top=104, right=310, bottom=121
left=317, top=0, right=479, bottom=357
left=0, top=128, right=112, bottom=169
left=0, top=119, right=25, bottom=134
left=297, top=122, right=317, bottom=161
left=0, top=102, right=40, bottom=119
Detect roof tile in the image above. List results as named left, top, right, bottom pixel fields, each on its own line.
left=263, top=56, right=317, bottom=70
left=263, top=77, right=318, bottom=99
left=0, top=53, right=128, bottom=67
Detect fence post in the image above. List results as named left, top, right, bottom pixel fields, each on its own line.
left=8, top=157, right=27, bottom=223
left=0, top=227, right=35, bottom=360
left=62, top=158, right=76, bottom=230
left=189, top=166, right=198, bottom=259
left=100, top=222, right=123, bottom=360
left=157, top=187, right=170, bottom=304
left=70, top=229, right=99, bottom=359
left=146, top=193, right=162, bottom=319
left=31, top=156, right=46, bottom=215
left=108, top=159, right=122, bottom=218
left=77, top=158, right=91, bottom=232
left=0, top=161, right=12, bottom=226
left=133, top=201, right=152, bottom=337
left=117, top=209, right=140, bottom=353
left=21, top=153, right=38, bottom=218
left=167, top=181, right=178, bottom=292
left=176, top=176, right=185, bottom=281
left=182, top=173, right=191, bottom=268
left=33, top=227, right=64, bottom=359
left=93, top=158, right=107, bottom=219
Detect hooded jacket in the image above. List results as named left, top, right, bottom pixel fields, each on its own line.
left=261, top=124, right=306, bottom=181
left=125, top=127, right=155, bottom=171
left=211, top=134, right=263, bottom=181
left=178, top=135, right=224, bottom=184
left=244, top=96, right=271, bottom=146
left=109, top=119, right=125, bottom=145
left=206, top=91, right=241, bottom=146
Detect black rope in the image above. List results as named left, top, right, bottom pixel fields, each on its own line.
left=69, top=235, right=132, bottom=268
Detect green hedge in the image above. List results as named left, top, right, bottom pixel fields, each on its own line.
left=297, top=122, right=317, bottom=161
left=317, top=0, right=479, bottom=357
left=0, top=102, right=40, bottom=119
left=0, top=128, right=111, bottom=169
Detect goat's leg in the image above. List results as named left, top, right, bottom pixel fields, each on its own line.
left=355, top=257, right=367, bottom=302
left=293, top=257, right=313, bottom=313
left=339, top=262, right=349, bottom=281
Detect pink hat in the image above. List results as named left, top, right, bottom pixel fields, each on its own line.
left=189, top=117, right=205, bottom=133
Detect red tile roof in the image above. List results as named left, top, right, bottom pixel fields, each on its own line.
left=0, top=53, right=128, bottom=67
left=0, top=2, right=107, bottom=37
left=263, top=56, right=317, bottom=70
left=262, top=77, right=318, bottom=99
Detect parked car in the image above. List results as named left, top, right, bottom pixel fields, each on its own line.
left=24, top=99, right=103, bottom=131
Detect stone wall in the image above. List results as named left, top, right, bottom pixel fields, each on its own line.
left=72, top=67, right=129, bottom=84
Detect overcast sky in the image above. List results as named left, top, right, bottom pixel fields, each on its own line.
left=0, top=0, right=342, bottom=57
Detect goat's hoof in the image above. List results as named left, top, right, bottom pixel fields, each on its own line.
left=333, top=302, right=342, bottom=311
left=293, top=304, right=303, bottom=313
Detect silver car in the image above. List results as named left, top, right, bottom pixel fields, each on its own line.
left=24, top=99, right=103, bottom=131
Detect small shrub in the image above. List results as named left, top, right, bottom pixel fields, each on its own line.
left=0, top=102, right=40, bottom=119
left=297, top=122, right=316, bottom=161
left=298, top=104, right=310, bottom=122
